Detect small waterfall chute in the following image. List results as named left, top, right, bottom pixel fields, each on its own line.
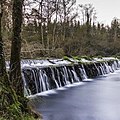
left=79, top=64, right=88, bottom=80
left=71, top=70, right=80, bottom=82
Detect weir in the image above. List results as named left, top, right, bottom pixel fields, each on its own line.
left=19, top=57, right=120, bottom=97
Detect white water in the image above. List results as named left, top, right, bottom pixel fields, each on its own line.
left=20, top=57, right=120, bottom=97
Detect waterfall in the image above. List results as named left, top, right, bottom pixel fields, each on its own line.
left=100, top=63, right=106, bottom=75
left=79, top=64, right=88, bottom=80
left=68, top=68, right=74, bottom=83
left=22, top=72, right=31, bottom=96
left=62, top=66, right=70, bottom=85
left=56, top=68, right=62, bottom=87
left=93, top=63, right=101, bottom=75
left=103, top=62, right=110, bottom=74
left=71, top=70, right=80, bottom=82
left=49, top=67, right=60, bottom=88
left=21, top=58, right=120, bottom=96
left=38, top=69, right=50, bottom=92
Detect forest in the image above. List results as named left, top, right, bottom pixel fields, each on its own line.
left=2, top=0, right=120, bottom=59
left=0, top=0, right=120, bottom=120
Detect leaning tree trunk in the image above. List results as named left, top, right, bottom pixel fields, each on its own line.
left=9, top=0, right=24, bottom=97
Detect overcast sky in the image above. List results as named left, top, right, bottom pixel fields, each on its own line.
left=76, top=0, right=120, bottom=25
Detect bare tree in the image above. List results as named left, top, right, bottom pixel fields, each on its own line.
left=79, top=4, right=96, bottom=26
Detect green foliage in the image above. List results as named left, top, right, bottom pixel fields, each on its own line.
left=20, top=17, right=120, bottom=58
left=81, top=56, right=93, bottom=61
left=63, top=56, right=70, bottom=60
left=6, top=103, right=22, bottom=119
left=63, top=56, right=73, bottom=63
left=2, top=1, right=120, bottom=58
left=0, top=114, right=36, bottom=120
left=73, top=56, right=82, bottom=61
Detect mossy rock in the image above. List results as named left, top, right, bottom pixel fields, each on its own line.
left=81, top=56, right=93, bottom=61
left=63, top=56, right=73, bottom=63
left=72, top=56, right=82, bottom=61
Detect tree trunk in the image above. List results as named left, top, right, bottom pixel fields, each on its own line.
left=0, top=0, right=19, bottom=117
left=40, top=0, right=44, bottom=48
left=9, top=0, right=24, bottom=97
left=62, top=0, right=66, bottom=42
left=0, top=0, right=6, bottom=77
left=52, top=0, right=58, bottom=50
left=0, top=0, right=41, bottom=119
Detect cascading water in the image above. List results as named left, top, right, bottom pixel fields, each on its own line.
left=20, top=58, right=120, bottom=96
left=79, top=64, right=88, bottom=80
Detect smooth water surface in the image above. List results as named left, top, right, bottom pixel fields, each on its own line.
left=33, top=70, right=120, bottom=120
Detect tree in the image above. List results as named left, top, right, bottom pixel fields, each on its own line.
left=0, top=0, right=22, bottom=118
left=1, top=0, right=41, bottom=119
left=111, top=18, right=120, bottom=42
left=62, top=0, right=76, bottom=41
left=2, top=0, right=12, bottom=40
left=78, top=4, right=96, bottom=55
left=0, top=0, right=10, bottom=114
left=9, top=0, right=24, bottom=96
left=79, top=4, right=96, bottom=26
left=0, top=0, right=6, bottom=78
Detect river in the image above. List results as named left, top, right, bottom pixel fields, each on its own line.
left=33, top=69, right=120, bottom=120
